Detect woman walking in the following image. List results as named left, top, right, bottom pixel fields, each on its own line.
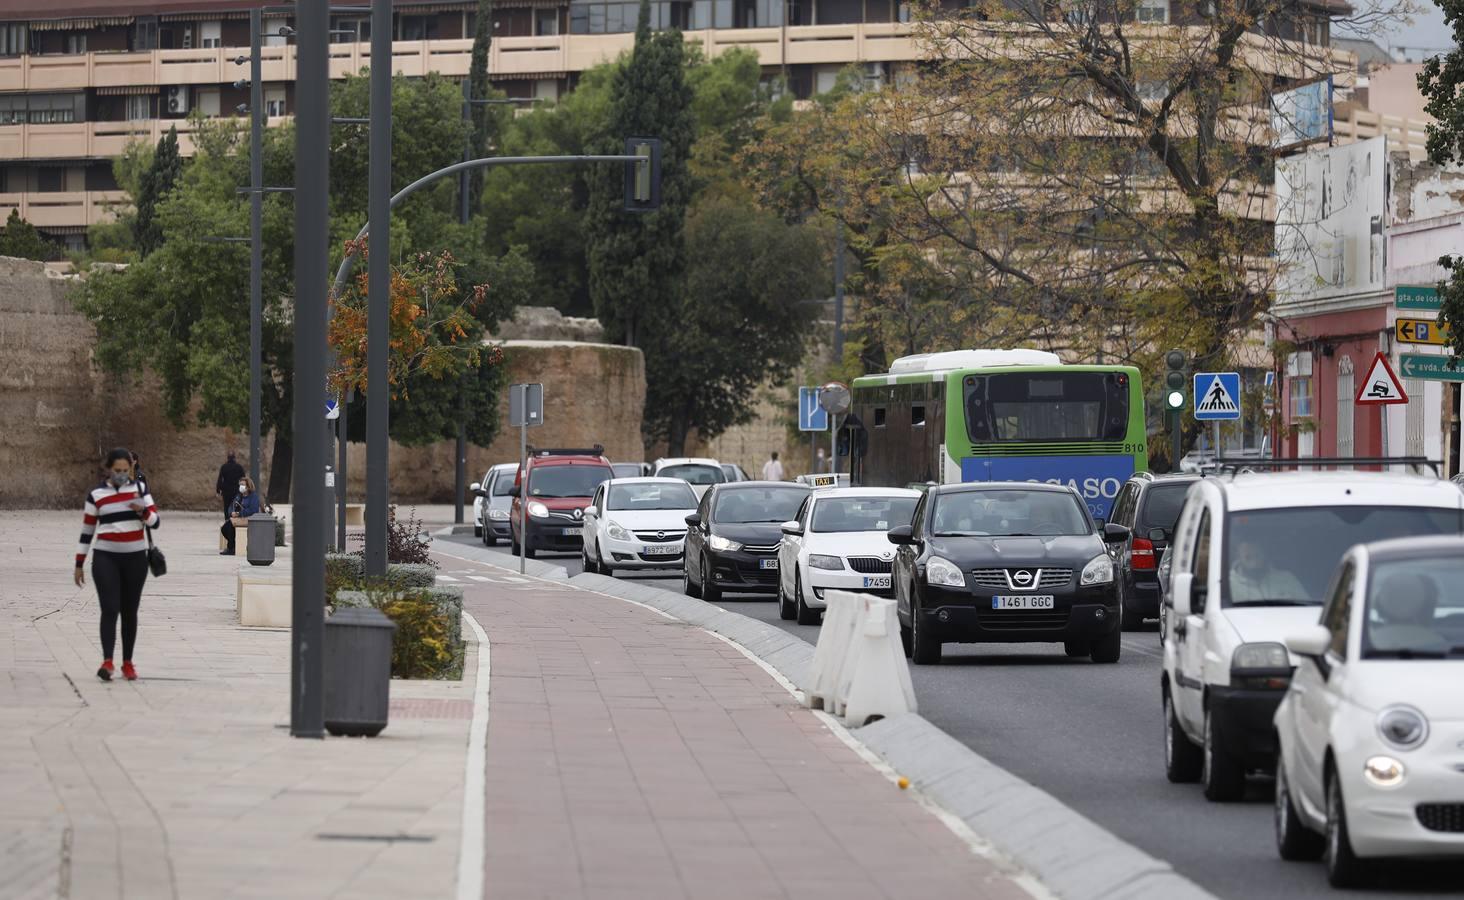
left=74, top=448, right=160, bottom=682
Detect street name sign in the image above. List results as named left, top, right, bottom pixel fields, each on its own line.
left=1395, top=285, right=1441, bottom=311
left=509, top=383, right=544, bottom=427
left=1398, top=353, right=1464, bottom=383
left=798, top=387, right=829, bottom=431
left=1356, top=352, right=1409, bottom=404
left=1395, top=317, right=1451, bottom=346
left=1193, top=372, right=1241, bottom=421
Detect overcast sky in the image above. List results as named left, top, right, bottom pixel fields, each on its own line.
left=1358, top=2, right=1453, bottom=51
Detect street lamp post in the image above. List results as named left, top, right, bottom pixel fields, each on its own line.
left=364, top=0, right=392, bottom=576
left=248, top=9, right=264, bottom=488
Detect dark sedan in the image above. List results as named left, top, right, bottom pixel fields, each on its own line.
left=888, top=482, right=1130, bottom=665
left=683, top=482, right=810, bottom=602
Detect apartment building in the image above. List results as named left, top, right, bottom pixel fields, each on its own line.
left=0, top=0, right=1379, bottom=247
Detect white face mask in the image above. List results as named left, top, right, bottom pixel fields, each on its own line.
left=239, top=483, right=249, bottom=494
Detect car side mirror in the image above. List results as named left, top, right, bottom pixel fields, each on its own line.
left=1093, top=517, right=1107, bottom=529
left=1102, top=523, right=1131, bottom=544
left=684, top=513, right=701, bottom=528
left=780, top=520, right=803, bottom=536
left=508, top=485, right=520, bottom=498
left=1147, top=526, right=1168, bottom=542
left=1286, top=625, right=1331, bottom=658
left=1171, top=572, right=1193, bottom=617
left=585, top=505, right=598, bottom=517
left=887, top=525, right=914, bottom=545
left=470, top=482, right=481, bottom=493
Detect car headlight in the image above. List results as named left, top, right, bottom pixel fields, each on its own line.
left=606, top=521, right=630, bottom=541
left=1377, top=705, right=1429, bottom=751
left=808, top=554, right=843, bottom=570
left=708, top=534, right=742, bottom=552
left=924, top=556, right=966, bottom=588
left=1230, top=642, right=1292, bottom=689
left=489, top=508, right=509, bottom=520
left=1363, top=755, right=1406, bottom=788
left=1080, top=554, right=1114, bottom=585
left=526, top=501, right=550, bottom=519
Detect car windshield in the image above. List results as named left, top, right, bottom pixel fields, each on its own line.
left=812, top=497, right=919, bottom=533
left=1363, top=558, right=1464, bottom=659
left=608, top=482, right=698, bottom=511
left=1138, top=483, right=1192, bottom=533
left=491, top=473, right=516, bottom=496
left=659, top=464, right=725, bottom=485
left=713, top=487, right=809, bottom=524
left=1225, top=506, right=1463, bottom=608
left=612, top=463, right=644, bottom=478
left=931, top=490, right=1089, bottom=536
left=720, top=465, right=742, bottom=481
left=527, top=465, right=612, bottom=499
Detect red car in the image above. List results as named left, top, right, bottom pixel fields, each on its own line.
left=509, top=446, right=613, bottom=558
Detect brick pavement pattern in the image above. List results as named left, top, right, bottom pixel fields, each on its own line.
left=460, top=559, right=1035, bottom=900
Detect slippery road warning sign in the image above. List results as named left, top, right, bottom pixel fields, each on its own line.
left=1193, top=372, right=1241, bottom=421
left=1356, top=352, right=1409, bottom=405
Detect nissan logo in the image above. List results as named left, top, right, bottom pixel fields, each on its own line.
left=1012, top=570, right=1034, bottom=586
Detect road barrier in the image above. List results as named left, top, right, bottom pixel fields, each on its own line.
left=802, top=590, right=917, bottom=727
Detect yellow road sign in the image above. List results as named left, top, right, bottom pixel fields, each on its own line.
left=1395, top=317, right=1451, bottom=346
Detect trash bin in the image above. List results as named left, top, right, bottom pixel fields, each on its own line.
left=324, top=607, right=396, bottom=737
left=246, top=514, right=277, bottom=566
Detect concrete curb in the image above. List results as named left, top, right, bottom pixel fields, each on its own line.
left=574, top=573, right=1216, bottom=900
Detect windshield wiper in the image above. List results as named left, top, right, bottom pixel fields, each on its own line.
left=1230, top=599, right=1320, bottom=607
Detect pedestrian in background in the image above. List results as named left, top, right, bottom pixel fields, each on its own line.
left=215, top=451, right=244, bottom=520
left=762, top=451, right=785, bottom=482
left=75, top=447, right=160, bottom=683
left=221, top=475, right=261, bottom=556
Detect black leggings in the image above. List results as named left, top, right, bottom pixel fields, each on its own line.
left=93, top=551, right=148, bottom=661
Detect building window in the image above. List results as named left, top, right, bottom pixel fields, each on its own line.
left=264, top=18, right=290, bottom=41
left=1290, top=375, right=1313, bottom=418
left=1, top=23, right=27, bottom=57
left=397, top=15, right=439, bottom=41
left=1136, top=0, right=1169, bottom=23
left=132, top=18, right=159, bottom=51
left=265, top=88, right=287, bottom=117
left=126, top=94, right=154, bottom=121
left=536, top=8, right=560, bottom=35
left=1335, top=356, right=1354, bottom=457
left=331, top=17, right=370, bottom=43
left=64, top=33, right=87, bottom=55
left=197, top=88, right=221, bottom=118
left=0, top=94, right=25, bottom=125
left=37, top=167, right=64, bottom=192
left=201, top=21, right=222, bottom=49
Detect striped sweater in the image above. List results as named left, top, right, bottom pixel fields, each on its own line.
left=77, top=482, right=161, bottom=565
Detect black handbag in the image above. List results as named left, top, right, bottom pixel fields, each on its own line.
left=144, top=525, right=167, bottom=577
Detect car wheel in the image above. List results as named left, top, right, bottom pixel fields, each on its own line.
left=1325, top=771, right=1367, bottom=888
left=909, top=597, right=941, bottom=665
left=1276, top=755, right=1325, bottom=861
left=582, top=542, right=597, bottom=575
left=1090, top=624, right=1122, bottom=663
left=599, top=542, right=614, bottom=578
left=1202, top=704, right=1246, bottom=802
left=777, top=572, right=794, bottom=620
left=683, top=557, right=702, bottom=599
left=795, top=571, right=820, bottom=626
left=700, top=555, right=722, bottom=603
left=1120, top=585, right=1144, bottom=632
left=474, top=525, right=483, bottom=538
left=484, top=527, right=497, bottom=547
left=510, top=534, right=521, bottom=556
left=1164, top=688, right=1203, bottom=783
left=524, top=538, right=537, bottom=560
left=1063, top=641, right=1090, bottom=658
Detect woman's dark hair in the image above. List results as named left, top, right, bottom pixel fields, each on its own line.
left=104, top=447, right=133, bottom=468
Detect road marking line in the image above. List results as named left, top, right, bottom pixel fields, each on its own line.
left=456, top=611, right=490, bottom=900
left=436, top=575, right=461, bottom=583
left=467, top=575, right=494, bottom=582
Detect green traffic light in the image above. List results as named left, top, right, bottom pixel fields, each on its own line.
left=1167, top=390, right=1185, bottom=409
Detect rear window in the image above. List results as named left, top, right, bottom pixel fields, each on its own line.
left=527, top=464, right=612, bottom=499
left=811, top=497, right=919, bottom=533
left=491, top=473, right=515, bottom=496
left=1138, top=483, right=1192, bottom=531
left=713, top=487, right=809, bottom=524
left=659, top=464, right=725, bottom=485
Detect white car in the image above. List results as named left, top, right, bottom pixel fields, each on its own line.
left=474, top=463, right=517, bottom=546
left=1162, top=469, right=1464, bottom=803
left=651, top=457, right=726, bottom=498
left=775, top=487, right=922, bottom=625
left=1274, top=535, right=1464, bottom=887
left=581, top=478, right=700, bottom=577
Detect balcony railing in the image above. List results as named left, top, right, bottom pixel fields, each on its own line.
left=0, top=190, right=128, bottom=228
left=1333, top=106, right=1430, bottom=158
left=0, top=116, right=294, bottom=160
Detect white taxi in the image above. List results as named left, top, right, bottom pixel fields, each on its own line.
left=581, top=478, right=700, bottom=577
left=775, top=487, right=921, bottom=625
left=1274, top=535, right=1464, bottom=887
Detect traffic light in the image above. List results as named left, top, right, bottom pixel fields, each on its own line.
left=1164, top=349, right=1188, bottom=410
left=623, top=137, right=661, bottom=213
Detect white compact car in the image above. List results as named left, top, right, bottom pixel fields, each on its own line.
left=581, top=478, right=700, bottom=577
left=473, top=463, right=518, bottom=546
left=652, top=457, right=726, bottom=498
left=775, top=487, right=922, bottom=625
left=1162, top=469, right=1464, bottom=803
left=1273, top=535, right=1464, bottom=887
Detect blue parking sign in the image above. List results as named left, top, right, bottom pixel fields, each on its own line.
left=798, top=387, right=829, bottom=431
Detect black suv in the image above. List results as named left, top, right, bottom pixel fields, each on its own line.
left=1106, top=473, right=1199, bottom=630
left=888, top=482, right=1129, bottom=665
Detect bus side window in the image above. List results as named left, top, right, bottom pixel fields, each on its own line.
left=874, top=408, right=886, bottom=427
left=911, top=405, right=925, bottom=426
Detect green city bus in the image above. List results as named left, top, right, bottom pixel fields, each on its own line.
left=847, top=349, right=1149, bottom=520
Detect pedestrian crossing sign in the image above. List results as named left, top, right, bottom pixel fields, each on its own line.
left=1193, top=372, right=1242, bottom=421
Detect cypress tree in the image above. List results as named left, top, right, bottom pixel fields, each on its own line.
left=134, top=126, right=183, bottom=257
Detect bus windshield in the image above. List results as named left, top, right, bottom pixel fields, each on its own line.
left=964, top=371, right=1130, bottom=443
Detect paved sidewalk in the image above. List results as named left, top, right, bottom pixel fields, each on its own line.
left=440, top=551, right=1039, bottom=900
left=0, top=511, right=472, bottom=900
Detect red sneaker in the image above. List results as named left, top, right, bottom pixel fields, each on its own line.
left=121, top=662, right=138, bottom=681
left=97, top=660, right=114, bottom=682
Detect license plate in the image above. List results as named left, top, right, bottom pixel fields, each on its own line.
left=991, top=595, right=1054, bottom=610
left=759, top=558, right=779, bottom=570
left=862, top=576, right=891, bottom=589
left=643, top=544, right=679, bottom=556
left=562, top=527, right=583, bottom=537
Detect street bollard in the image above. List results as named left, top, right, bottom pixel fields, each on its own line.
left=246, top=513, right=277, bottom=566
left=323, top=607, right=396, bottom=737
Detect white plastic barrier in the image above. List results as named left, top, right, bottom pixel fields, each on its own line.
left=801, top=590, right=917, bottom=727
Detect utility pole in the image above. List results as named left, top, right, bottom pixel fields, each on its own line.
left=248, top=9, right=263, bottom=488
left=833, top=223, right=845, bottom=363
left=291, top=0, right=328, bottom=740
left=364, top=0, right=392, bottom=576
left=454, top=77, right=472, bottom=527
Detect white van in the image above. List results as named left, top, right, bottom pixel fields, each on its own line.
left=1160, top=469, right=1464, bottom=802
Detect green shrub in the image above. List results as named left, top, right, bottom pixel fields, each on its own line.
left=382, top=591, right=454, bottom=679
left=386, top=563, right=437, bottom=590
left=275, top=519, right=286, bottom=547
left=325, top=553, right=366, bottom=603
left=333, top=590, right=371, bottom=609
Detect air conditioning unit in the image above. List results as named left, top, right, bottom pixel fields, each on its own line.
left=165, top=85, right=190, bottom=116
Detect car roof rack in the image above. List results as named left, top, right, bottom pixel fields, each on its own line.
left=528, top=445, right=605, bottom=458
left=1214, top=457, right=1440, bottom=476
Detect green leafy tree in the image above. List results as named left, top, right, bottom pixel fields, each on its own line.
left=133, top=126, right=183, bottom=257
left=0, top=210, right=58, bottom=261
left=1418, top=0, right=1464, bottom=362
left=467, top=0, right=495, bottom=207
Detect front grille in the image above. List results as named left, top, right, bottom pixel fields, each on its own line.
left=1417, top=803, right=1464, bottom=833
left=742, top=542, right=781, bottom=554
left=970, top=568, right=1073, bottom=589
left=974, top=608, right=1071, bottom=630
left=638, top=550, right=683, bottom=562
left=634, top=530, right=685, bottom=543
left=848, top=557, right=893, bottom=574
left=547, top=511, right=583, bottom=522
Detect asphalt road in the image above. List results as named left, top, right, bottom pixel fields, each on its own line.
left=444, top=534, right=1462, bottom=900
